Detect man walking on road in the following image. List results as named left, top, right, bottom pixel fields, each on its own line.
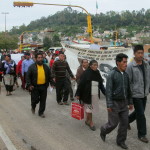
left=126, top=45, right=150, bottom=143
left=100, top=53, right=133, bottom=149
left=22, top=53, right=34, bottom=89
left=26, top=53, right=53, bottom=118
left=52, top=52, right=75, bottom=105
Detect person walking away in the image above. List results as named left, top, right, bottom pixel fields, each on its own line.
left=26, top=53, right=54, bottom=118
left=17, top=55, right=25, bottom=89
left=126, top=45, right=150, bottom=143
left=2, top=54, right=16, bottom=96
left=76, top=59, right=89, bottom=85
left=100, top=53, right=133, bottom=149
left=52, top=52, right=75, bottom=105
left=76, top=60, right=105, bottom=131
left=22, top=53, right=34, bottom=89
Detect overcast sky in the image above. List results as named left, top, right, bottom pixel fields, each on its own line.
left=0, top=0, right=150, bottom=32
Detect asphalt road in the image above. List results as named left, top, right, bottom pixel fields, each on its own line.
left=0, top=82, right=149, bottom=150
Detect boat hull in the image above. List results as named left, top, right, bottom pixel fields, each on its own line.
left=62, top=43, right=133, bottom=85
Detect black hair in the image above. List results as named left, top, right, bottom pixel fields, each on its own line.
left=25, top=52, right=30, bottom=56
left=115, top=53, right=128, bottom=66
left=51, top=54, right=56, bottom=59
left=133, top=45, right=144, bottom=53
left=81, top=59, right=88, bottom=64
left=64, top=54, right=66, bottom=60
left=5, top=54, right=11, bottom=58
left=59, top=51, right=64, bottom=55
left=35, top=53, right=43, bottom=59
left=89, top=60, right=98, bottom=67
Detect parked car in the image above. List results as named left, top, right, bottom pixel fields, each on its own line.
left=48, top=47, right=62, bottom=53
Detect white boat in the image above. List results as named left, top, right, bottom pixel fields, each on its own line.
left=62, top=42, right=133, bottom=85
left=64, top=40, right=91, bottom=49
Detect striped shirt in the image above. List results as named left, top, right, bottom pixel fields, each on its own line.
left=52, top=60, right=74, bottom=80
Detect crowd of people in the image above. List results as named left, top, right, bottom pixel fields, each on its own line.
left=0, top=44, right=149, bottom=149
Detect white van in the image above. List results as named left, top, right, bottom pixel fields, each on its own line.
left=49, top=47, right=62, bottom=53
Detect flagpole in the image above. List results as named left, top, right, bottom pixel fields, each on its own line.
left=96, top=1, right=98, bottom=15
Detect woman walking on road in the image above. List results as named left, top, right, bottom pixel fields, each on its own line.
left=17, top=55, right=25, bottom=89
left=2, top=54, right=16, bottom=96
left=76, top=59, right=89, bottom=85
left=76, top=60, right=105, bottom=131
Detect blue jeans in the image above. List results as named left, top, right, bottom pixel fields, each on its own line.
left=129, top=97, right=147, bottom=138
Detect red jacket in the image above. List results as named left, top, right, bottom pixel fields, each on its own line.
left=50, top=59, right=54, bottom=68
left=17, top=60, right=23, bottom=74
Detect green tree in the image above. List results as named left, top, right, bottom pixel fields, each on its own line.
left=0, top=33, right=18, bottom=50
left=7, top=8, right=150, bottom=38
left=52, top=34, right=61, bottom=46
left=43, top=36, right=53, bottom=50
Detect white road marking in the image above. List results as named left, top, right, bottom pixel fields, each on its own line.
left=0, top=125, right=17, bottom=150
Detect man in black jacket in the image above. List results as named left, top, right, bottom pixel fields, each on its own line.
left=100, top=53, right=133, bottom=149
left=26, top=53, right=53, bottom=118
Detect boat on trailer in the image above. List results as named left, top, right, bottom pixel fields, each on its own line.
left=61, top=42, right=133, bottom=85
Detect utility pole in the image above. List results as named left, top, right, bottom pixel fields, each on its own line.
left=1, top=12, right=9, bottom=33
left=1, top=12, right=9, bottom=51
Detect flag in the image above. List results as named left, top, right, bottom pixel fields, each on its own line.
left=96, top=1, right=98, bottom=9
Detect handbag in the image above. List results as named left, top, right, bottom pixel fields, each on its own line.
left=71, top=102, right=84, bottom=120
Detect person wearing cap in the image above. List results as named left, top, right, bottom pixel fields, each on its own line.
left=1, top=54, right=16, bottom=96
left=22, top=53, right=34, bottom=89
